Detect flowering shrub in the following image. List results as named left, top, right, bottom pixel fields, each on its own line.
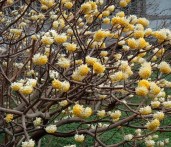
left=0, top=0, right=171, bottom=146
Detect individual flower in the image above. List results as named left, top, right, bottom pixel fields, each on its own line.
left=64, top=43, right=77, bottom=52
left=110, top=110, right=121, bottom=121
left=19, top=85, right=33, bottom=95
left=32, top=53, right=48, bottom=66
left=11, top=82, right=23, bottom=91
left=119, top=0, right=128, bottom=7
left=61, top=81, right=70, bottom=92
left=22, top=139, right=35, bottom=147
left=145, top=139, right=155, bottom=147
left=162, top=101, right=171, bottom=109
left=59, top=100, right=68, bottom=107
left=97, top=110, right=106, bottom=118
left=150, top=82, right=161, bottom=96
left=33, top=117, right=42, bottom=127
left=145, top=119, right=160, bottom=131
left=74, top=134, right=85, bottom=142
left=93, top=62, right=105, bottom=74
left=93, top=30, right=108, bottom=42
left=158, top=61, right=171, bottom=74
left=64, top=2, right=73, bottom=9
left=137, top=18, right=149, bottom=27
left=41, top=36, right=54, bottom=45
left=45, top=125, right=57, bottom=133
left=110, top=71, right=123, bottom=83
left=54, top=33, right=67, bottom=44
left=52, top=79, right=62, bottom=89
left=26, top=79, right=37, bottom=88
left=135, top=86, right=148, bottom=96
left=80, top=2, right=92, bottom=14
left=77, top=64, right=90, bottom=76
left=139, top=106, right=152, bottom=115
left=73, top=104, right=83, bottom=117
left=127, top=38, right=138, bottom=49
left=73, top=104, right=92, bottom=118
left=151, top=101, right=160, bottom=108
left=153, top=111, right=164, bottom=120
left=138, top=62, right=152, bottom=79
left=5, top=114, right=13, bottom=123
left=57, top=57, right=70, bottom=69
left=124, top=134, right=133, bottom=141
left=86, top=56, right=97, bottom=66
left=138, top=80, right=150, bottom=89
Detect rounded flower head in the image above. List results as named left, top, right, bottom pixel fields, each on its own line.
left=81, top=2, right=92, bottom=14
left=150, top=82, right=161, bottom=96
left=86, top=56, right=97, bottom=66
left=93, top=62, right=105, bottom=74
left=158, top=61, right=171, bottom=74
left=153, top=111, right=164, bottom=120
left=139, top=106, right=152, bottom=115
left=41, top=36, right=54, bottom=45
left=136, top=86, right=148, bottom=96
left=45, top=125, right=57, bottom=133
left=64, top=43, right=77, bottom=52
left=61, top=81, right=70, bottom=92
left=119, top=0, right=128, bottom=7
left=138, top=62, right=152, bottom=79
left=73, top=104, right=83, bottom=117
left=5, top=114, right=13, bottom=123
left=11, top=82, right=23, bottom=91
left=93, top=30, right=108, bottom=42
left=151, top=101, right=160, bottom=108
left=127, top=38, right=138, bottom=49
left=52, top=79, right=62, bottom=89
left=32, top=53, right=48, bottom=66
left=77, top=64, right=90, bottom=76
left=22, top=139, right=35, bottom=147
left=110, top=110, right=121, bottom=121
left=33, top=117, right=42, bottom=127
left=145, top=119, right=160, bottom=131
left=137, top=18, right=149, bottom=27
left=19, top=85, right=33, bottom=95
left=124, top=134, right=133, bottom=141
left=59, top=100, right=68, bottom=107
left=74, top=134, right=85, bottom=142
left=54, top=33, right=67, bottom=44
left=138, top=80, right=150, bottom=89
left=57, top=57, right=70, bottom=69
left=97, top=110, right=106, bottom=118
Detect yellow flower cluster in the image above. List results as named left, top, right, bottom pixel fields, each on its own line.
left=158, top=61, right=171, bottom=74
left=74, top=134, right=85, bottom=142
left=138, top=62, right=152, bottom=79
left=153, top=111, right=164, bottom=121
left=45, top=125, right=57, bottom=133
left=57, top=57, right=70, bottom=69
left=5, top=114, right=13, bottom=123
left=80, top=1, right=97, bottom=14
left=139, top=106, right=152, bottom=115
left=93, top=61, right=105, bottom=74
left=73, top=104, right=92, bottom=118
left=119, top=0, right=131, bottom=8
left=54, top=33, right=67, bottom=44
left=64, top=43, right=77, bottom=52
left=110, top=110, right=122, bottom=122
left=40, top=0, right=55, bottom=10
left=52, top=79, right=70, bottom=92
left=72, top=64, right=90, bottom=81
left=11, top=79, right=37, bottom=95
left=145, top=119, right=160, bottom=131
left=32, top=53, right=48, bottom=66
left=93, top=30, right=109, bottom=42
